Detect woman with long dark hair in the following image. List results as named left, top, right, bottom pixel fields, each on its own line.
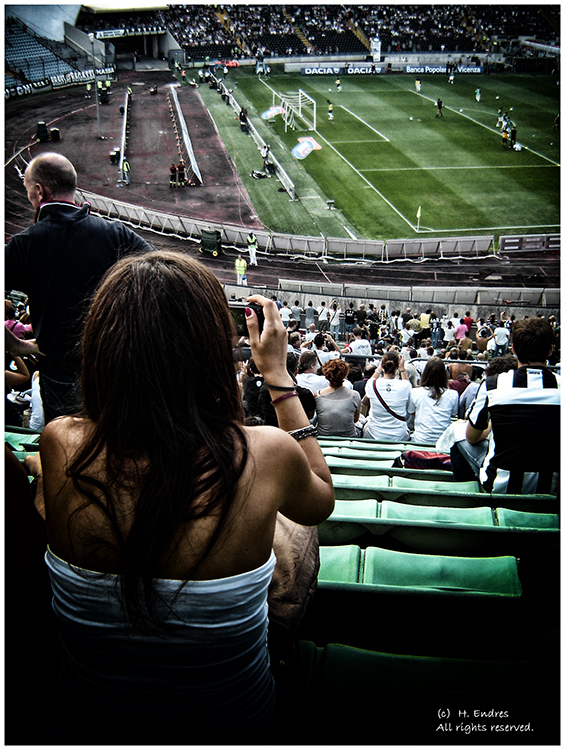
left=407, top=356, right=459, bottom=444
left=30, top=251, right=334, bottom=743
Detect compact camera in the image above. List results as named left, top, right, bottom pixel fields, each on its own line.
left=229, top=301, right=264, bottom=337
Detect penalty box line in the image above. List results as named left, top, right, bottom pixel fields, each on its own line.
left=411, top=91, right=560, bottom=168
left=314, top=110, right=415, bottom=231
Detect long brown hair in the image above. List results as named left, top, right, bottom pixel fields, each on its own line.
left=420, top=356, right=448, bottom=401
left=68, top=251, right=248, bottom=627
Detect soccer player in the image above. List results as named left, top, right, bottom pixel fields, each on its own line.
left=335, top=78, right=342, bottom=92
left=435, top=98, right=443, bottom=117
left=327, top=100, right=334, bottom=120
left=475, top=87, right=481, bottom=102
left=415, top=78, right=421, bottom=92
left=496, top=107, right=504, bottom=127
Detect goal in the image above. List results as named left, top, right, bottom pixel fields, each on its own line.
left=260, top=79, right=317, bottom=132
left=279, top=89, right=317, bottom=132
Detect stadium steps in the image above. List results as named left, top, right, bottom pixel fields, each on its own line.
left=282, top=8, right=313, bottom=50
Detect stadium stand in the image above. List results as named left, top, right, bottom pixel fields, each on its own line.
left=4, top=4, right=560, bottom=744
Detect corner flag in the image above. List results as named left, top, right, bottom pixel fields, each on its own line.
left=416, top=206, right=421, bottom=219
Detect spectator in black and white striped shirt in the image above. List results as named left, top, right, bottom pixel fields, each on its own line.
left=452, top=317, right=560, bottom=494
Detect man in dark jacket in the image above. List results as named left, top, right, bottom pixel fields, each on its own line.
left=5, top=152, right=151, bottom=422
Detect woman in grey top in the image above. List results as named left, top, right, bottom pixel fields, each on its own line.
left=314, top=358, right=361, bottom=437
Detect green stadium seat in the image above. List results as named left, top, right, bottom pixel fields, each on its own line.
left=363, top=546, right=522, bottom=597
left=5, top=430, right=42, bottom=463
left=496, top=508, right=560, bottom=530
left=318, top=545, right=363, bottom=585
left=322, top=446, right=402, bottom=461
left=390, top=476, right=481, bottom=493
left=317, top=499, right=379, bottom=545
left=324, top=454, right=397, bottom=474
left=318, top=544, right=522, bottom=598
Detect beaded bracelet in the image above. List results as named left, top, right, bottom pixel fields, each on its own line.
left=264, top=382, right=296, bottom=391
left=271, top=391, right=298, bottom=405
left=287, top=425, right=318, bottom=441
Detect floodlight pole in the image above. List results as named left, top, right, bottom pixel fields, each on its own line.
left=89, top=33, right=103, bottom=140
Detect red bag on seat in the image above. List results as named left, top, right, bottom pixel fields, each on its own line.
left=402, top=450, right=452, bottom=471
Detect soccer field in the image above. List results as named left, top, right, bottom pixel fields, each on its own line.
left=231, top=68, right=560, bottom=242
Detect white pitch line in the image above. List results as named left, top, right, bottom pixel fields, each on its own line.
left=416, top=223, right=560, bottom=234
left=339, top=105, right=390, bottom=141
left=411, top=90, right=560, bottom=167
left=314, top=127, right=416, bottom=230
left=360, top=164, right=558, bottom=173
left=330, top=139, right=385, bottom=144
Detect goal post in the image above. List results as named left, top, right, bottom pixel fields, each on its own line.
left=278, top=89, right=316, bottom=132
left=261, top=79, right=317, bottom=132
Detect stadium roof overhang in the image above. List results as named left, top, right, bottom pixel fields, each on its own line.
left=82, top=3, right=167, bottom=13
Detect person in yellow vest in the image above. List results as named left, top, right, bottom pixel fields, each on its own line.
left=85, top=82, right=92, bottom=99
left=122, top=158, right=130, bottom=185
left=235, top=255, right=247, bottom=286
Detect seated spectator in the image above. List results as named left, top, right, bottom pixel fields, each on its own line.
left=452, top=318, right=559, bottom=494
left=447, top=348, right=473, bottom=380
left=308, top=332, right=341, bottom=366
left=296, top=350, right=329, bottom=393
left=5, top=299, right=33, bottom=339
left=241, top=358, right=264, bottom=419
left=449, top=372, right=470, bottom=397
left=314, top=359, right=361, bottom=437
left=259, top=353, right=315, bottom=426
left=343, top=327, right=372, bottom=356
left=353, top=363, right=376, bottom=398
left=26, top=251, right=334, bottom=743
left=287, top=331, right=302, bottom=358
left=407, top=357, right=459, bottom=444
left=405, top=348, right=421, bottom=387
left=302, top=323, right=317, bottom=343
left=458, top=355, right=515, bottom=420
left=362, top=351, right=411, bottom=441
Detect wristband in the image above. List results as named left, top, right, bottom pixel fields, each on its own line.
left=287, top=425, right=318, bottom=441
left=271, top=391, right=298, bottom=405
left=264, top=382, right=296, bottom=391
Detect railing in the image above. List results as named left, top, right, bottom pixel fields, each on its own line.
left=210, top=72, right=297, bottom=200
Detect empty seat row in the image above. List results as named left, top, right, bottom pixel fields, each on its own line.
left=318, top=544, right=522, bottom=598
left=330, top=472, right=558, bottom=513
left=319, top=498, right=559, bottom=550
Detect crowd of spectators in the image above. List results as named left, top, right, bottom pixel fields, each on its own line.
left=236, top=298, right=560, bottom=447
left=72, top=5, right=559, bottom=61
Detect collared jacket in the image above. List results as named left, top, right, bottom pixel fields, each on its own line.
left=6, top=201, right=151, bottom=376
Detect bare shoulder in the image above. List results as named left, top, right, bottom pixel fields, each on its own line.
left=40, top=416, right=94, bottom=462
left=244, top=424, right=301, bottom=456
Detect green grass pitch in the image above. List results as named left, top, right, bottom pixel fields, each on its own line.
left=219, top=66, right=560, bottom=242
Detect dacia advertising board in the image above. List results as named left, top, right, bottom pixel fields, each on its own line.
left=302, top=64, right=385, bottom=75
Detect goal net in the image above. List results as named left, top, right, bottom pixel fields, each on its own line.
left=260, top=79, right=317, bottom=132
left=278, top=89, right=316, bottom=132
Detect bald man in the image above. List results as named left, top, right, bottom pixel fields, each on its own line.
left=6, top=152, right=151, bottom=422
